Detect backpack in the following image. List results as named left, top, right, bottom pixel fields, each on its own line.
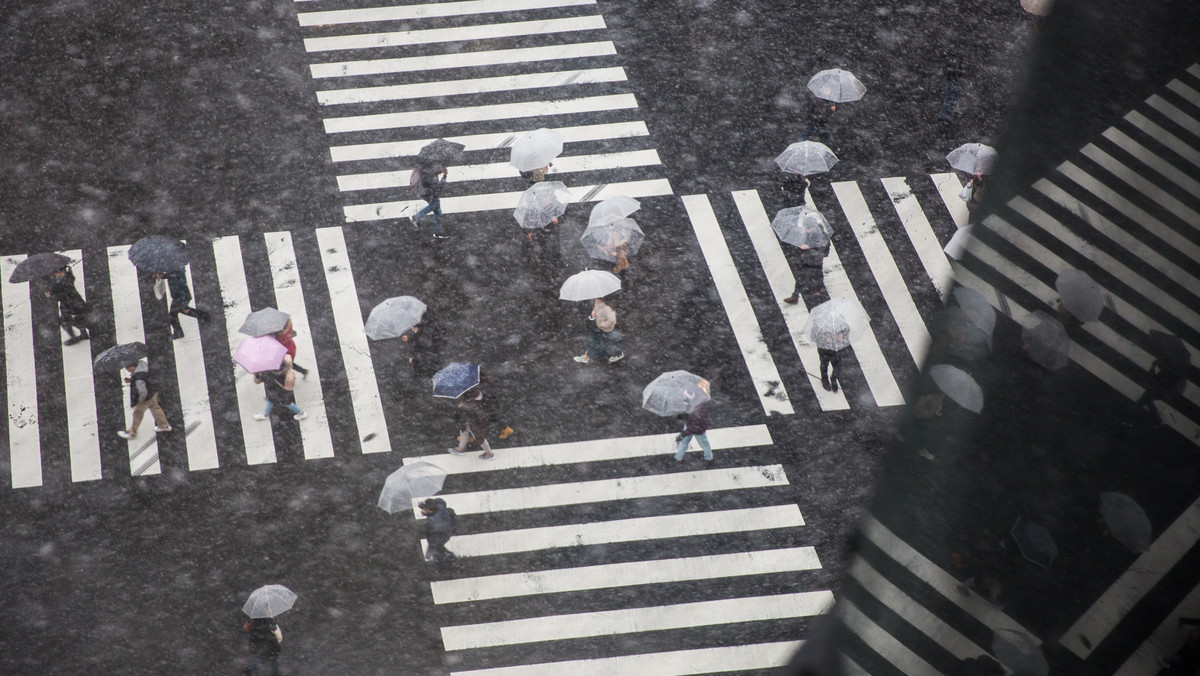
left=409, top=168, right=423, bottom=196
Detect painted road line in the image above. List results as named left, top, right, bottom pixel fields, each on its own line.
left=304, top=15, right=607, bottom=53
left=1124, top=110, right=1200, bottom=169
left=265, top=231, right=335, bottom=460
left=345, top=178, right=673, bottom=222
left=422, top=504, right=805, bottom=558
left=730, top=189, right=848, bottom=410
left=839, top=655, right=872, bottom=676
left=337, top=149, right=662, bottom=192
left=1062, top=500, right=1200, bottom=659
left=441, top=591, right=834, bottom=651
left=837, top=598, right=944, bottom=676
left=311, top=41, right=616, bottom=79
left=58, top=250, right=101, bottom=483
left=1102, top=127, right=1200, bottom=198
left=413, top=465, right=789, bottom=517
left=107, top=246, right=160, bottom=476
left=1, top=255, right=41, bottom=488
left=1146, top=95, right=1200, bottom=138
left=861, top=515, right=1040, bottom=644
left=1057, top=161, right=1200, bottom=266
left=834, top=181, right=931, bottom=367
left=1167, top=77, right=1200, bottom=108
left=449, top=641, right=802, bottom=676
left=1114, top=579, right=1200, bottom=676
left=172, top=263, right=219, bottom=472
left=882, top=177, right=954, bottom=302
left=930, top=173, right=970, bottom=229
left=431, top=547, right=822, bottom=604
left=329, top=120, right=649, bottom=163
left=317, top=66, right=627, bottom=105
left=323, top=93, right=639, bottom=134
left=404, top=424, right=771, bottom=474
left=1080, top=144, right=1200, bottom=231
left=848, top=557, right=985, bottom=662
left=681, top=194, right=793, bottom=415
left=315, top=227, right=391, bottom=454
left=213, top=236, right=277, bottom=466
left=298, top=0, right=595, bottom=27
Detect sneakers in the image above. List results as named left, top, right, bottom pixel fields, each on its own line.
left=783, top=295, right=799, bottom=305
left=479, top=451, right=495, bottom=460
left=293, top=412, right=308, bottom=420
left=607, top=353, right=625, bottom=363
left=253, top=413, right=269, bottom=421
left=154, top=425, right=173, bottom=433
left=407, top=216, right=420, bottom=229
left=447, top=448, right=468, bottom=456
left=498, top=426, right=514, bottom=440
left=573, top=355, right=590, bottom=363
left=117, top=430, right=135, bottom=440
left=432, top=232, right=452, bottom=240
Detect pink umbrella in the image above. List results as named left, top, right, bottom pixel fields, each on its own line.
left=234, top=335, right=288, bottom=373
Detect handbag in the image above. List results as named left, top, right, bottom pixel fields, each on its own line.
left=958, top=183, right=974, bottom=202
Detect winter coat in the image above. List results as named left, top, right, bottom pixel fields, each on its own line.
left=49, top=269, right=89, bottom=317
left=457, top=390, right=490, bottom=438
left=275, top=331, right=298, bottom=360
left=409, top=318, right=442, bottom=378
left=247, top=618, right=281, bottom=657
left=259, top=368, right=296, bottom=407
left=680, top=403, right=710, bottom=436
left=798, top=243, right=829, bottom=269
left=164, top=270, right=192, bottom=305
left=418, top=170, right=445, bottom=202
left=128, top=361, right=156, bottom=408
left=423, top=498, right=455, bottom=547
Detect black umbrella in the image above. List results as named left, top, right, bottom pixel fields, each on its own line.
left=1011, top=516, right=1057, bottom=569
left=417, top=138, right=465, bottom=166
left=1147, top=330, right=1189, bottom=374
left=9, top=253, right=71, bottom=283
left=93, top=342, right=147, bottom=371
left=238, top=308, right=291, bottom=337
left=127, top=236, right=190, bottom=273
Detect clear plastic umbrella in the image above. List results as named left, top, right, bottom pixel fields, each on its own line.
left=513, top=181, right=571, bottom=229
left=806, top=68, right=866, bottom=102
left=929, top=364, right=983, bottom=413
left=1056, top=269, right=1104, bottom=322
left=642, top=371, right=711, bottom=416
left=509, top=128, right=564, bottom=172
left=365, top=296, right=427, bottom=341
left=580, top=218, right=644, bottom=263
left=804, top=299, right=870, bottom=350
left=1021, top=0, right=1054, bottom=16
left=588, top=195, right=641, bottom=228
left=239, top=307, right=291, bottom=337
left=559, top=270, right=621, bottom=301
left=1100, top=492, right=1152, bottom=553
left=771, top=206, right=832, bottom=249
left=992, top=628, right=1049, bottom=676
left=952, top=286, right=995, bottom=339
left=242, top=584, right=297, bottom=618
left=775, top=141, right=839, bottom=175
left=1021, top=311, right=1069, bottom=370
left=378, top=462, right=448, bottom=514
left=946, top=143, right=997, bottom=175
left=1011, top=516, right=1057, bottom=569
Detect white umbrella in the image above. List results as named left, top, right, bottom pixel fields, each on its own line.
left=588, top=195, right=641, bottom=228
left=1021, top=0, right=1054, bottom=16
left=559, top=270, right=621, bottom=301
left=378, top=462, right=448, bottom=514
left=1021, top=311, right=1069, bottom=370
left=509, top=128, right=564, bottom=172
left=804, top=299, right=870, bottom=350
left=807, top=68, right=866, bottom=102
left=771, top=206, right=832, bottom=249
left=242, top=585, right=297, bottom=618
left=929, top=364, right=984, bottom=413
left=1055, top=269, right=1104, bottom=323
left=943, top=225, right=974, bottom=260
left=946, top=143, right=997, bottom=175
left=775, top=141, right=838, bottom=175
left=513, top=181, right=571, bottom=229
left=580, top=217, right=644, bottom=263
left=365, top=296, right=427, bottom=341
left=642, top=371, right=711, bottom=416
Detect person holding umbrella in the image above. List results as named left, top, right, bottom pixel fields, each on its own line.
left=403, top=310, right=443, bottom=379
left=116, top=358, right=172, bottom=440
left=44, top=265, right=91, bottom=345
left=409, top=163, right=449, bottom=239
left=771, top=205, right=832, bottom=305
left=420, top=497, right=458, bottom=569
left=253, top=359, right=306, bottom=422
left=642, top=371, right=712, bottom=461
left=1135, top=331, right=1190, bottom=425
left=240, top=584, right=294, bottom=675
left=448, top=386, right=495, bottom=460
left=573, top=297, right=623, bottom=364
left=154, top=269, right=211, bottom=340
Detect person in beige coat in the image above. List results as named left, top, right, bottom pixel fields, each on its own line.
left=573, top=297, right=624, bottom=363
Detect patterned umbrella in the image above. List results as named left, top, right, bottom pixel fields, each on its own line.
left=432, top=362, right=480, bottom=399
left=417, top=138, right=465, bottom=166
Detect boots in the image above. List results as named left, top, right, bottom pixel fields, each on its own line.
left=63, top=325, right=90, bottom=346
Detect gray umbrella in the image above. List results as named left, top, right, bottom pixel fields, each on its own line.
left=1100, top=492, right=1152, bottom=553
left=642, top=371, right=711, bottom=416
left=804, top=299, right=870, bottom=350
left=775, top=141, right=838, bottom=175
left=378, top=462, right=448, bottom=514
left=1011, top=516, right=1057, bottom=569
left=93, top=342, right=147, bottom=371
left=365, top=296, right=427, bottom=341
left=992, top=628, right=1049, bottom=676
left=242, top=584, right=297, bottom=618
left=238, top=307, right=291, bottom=337
left=1055, top=269, right=1104, bottom=323
left=417, top=138, right=465, bottom=166
left=9, top=252, right=72, bottom=283
left=513, top=181, right=571, bottom=229
left=929, top=364, right=983, bottom=413
left=1021, top=311, right=1069, bottom=371
left=771, top=206, right=832, bottom=249
left=952, top=286, right=995, bottom=339
left=127, top=236, right=190, bottom=273
left=580, top=217, right=644, bottom=263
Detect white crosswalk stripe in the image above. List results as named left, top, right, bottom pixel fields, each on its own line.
left=2, top=255, right=43, bottom=488
left=297, top=0, right=597, bottom=28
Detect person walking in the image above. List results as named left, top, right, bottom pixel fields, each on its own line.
left=253, top=359, right=307, bottom=422
left=156, top=268, right=210, bottom=340
left=782, top=241, right=830, bottom=305
left=448, top=386, right=495, bottom=459
left=273, top=318, right=308, bottom=377
left=403, top=310, right=442, bottom=378
left=420, top=497, right=457, bottom=568
left=526, top=217, right=563, bottom=286
left=242, top=617, right=282, bottom=675
left=1135, top=357, right=1188, bottom=425
left=44, top=266, right=91, bottom=345
left=573, top=297, right=623, bottom=364
left=818, top=347, right=844, bottom=393
left=673, top=401, right=713, bottom=462
left=798, top=96, right=837, bottom=152
left=117, top=359, right=172, bottom=439
left=519, top=162, right=552, bottom=183
left=409, top=165, right=450, bottom=239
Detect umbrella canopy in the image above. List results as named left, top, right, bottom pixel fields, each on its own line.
left=1147, top=330, right=1189, bottom=373
left=931, top=307, right=992, bottom=364
left=238, top=307, right=291, bottom=337
left=378, top=462, right=448, bottom=514
left=580, top=218, right=644, bottom=263
left=1100, top=492, right=1152, bottom=553
left=806, top=68, right=866, bottom=102
left=992, top=628, right=1049, bottom=676
left=1055, top=269, right=1104, bottom=322
left=929, top=364, right=984, bottom=413
left=943, top=225, right=974, bottom=260
left=804, top=299, right=870, bottom=350
left=513, top=181, right=571, bottom=229
left=1021, top=0, right=1054, bottom=16
left=588, top=195, right=641, bottom=229
left=432, top=362, right=480, bottom=399
left=509, top=128, right=564, bottom=171
left=952, top=286, right=996, bottom=338
left=642, top=371, right=711, bottom=416
left=775, top=141, right=839, bottom=175
left=1021, top=311, right=1069, bottom=371
left=559, top=270, right=621, bottom=302
left=242, top=585, right=297, bottom=619
left=8, top=252, right=72, bottom=283
left=127, top=236, right=190, bottom=273
left=93, top=342, right=148, bottom=371
left=234, top=335, right=288, bottom=374
left=365, top=296, right=427, bottom=341
left=946, top=143, right=997, bottom=175
left=771, top=206, right=832, bottom=249
left=1011, top=516, right=1057, bottom=569
left=417, top=138, right=465, bottom=166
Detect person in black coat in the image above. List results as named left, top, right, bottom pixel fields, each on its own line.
left=253, top=362, right=307, bottom=422
left=403, top=311, right=442, bottom=378
left=243, top=617, right=282, bottom=675
left=783, top=242, right=830, bottom=306
left=44, top=266, right=90, bottom=345
left=420, top=497, right=457, bottom=568
left=798, top=96, right=837, bottom=151
left=156, top=269, right=210, bottom=340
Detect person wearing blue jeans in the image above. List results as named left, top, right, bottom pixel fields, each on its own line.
left=253, top=363, right=307, bottom=422
left=410, top=166, right=449, bottom=238
left=674, top=402, right=712, bottom=461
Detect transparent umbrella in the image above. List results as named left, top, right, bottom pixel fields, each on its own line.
left=771, top=206, right=832, bottom=249
left=559, top=270, right=621, bottom=301
left=992, top=628, right=1049, bottom=676
left=509, top=128, right=564, bottom=172
left=1100, top=492, right=1152, bottom=553
left=1021, top=311, right=1069, bottom=370
left=943, top=225, right=974, bottom=260
left=929, top=364, right=983, bottom=413
left=243, top=585, right=297, bottom=618
left=588, top=195, right=641, bottom=228
left=580, top=218, right=644, bottom=262
left=642, top=371, right=711, bottom=416
left=775, top=141, right=838, bottom=175
left=946, top=143, right=997, bottom=175
left=1021, top=0, right=1054, bottom=16
left=804, top=299, right=870, bottom=350
left=952, top=286, right=995, bottom=339
left=239, top=307, right=291, bottom=337
left=806, top=68, right=866, bottom=102
left=1056, top=269, right=1104, bottom=322
left=365, top=296, right=427, bottom=341
left=513, top=181, right=571, bottom=229
left=378, top=462, right=448, bottom=514
left=1011, top=516, right=1057, bottom=569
